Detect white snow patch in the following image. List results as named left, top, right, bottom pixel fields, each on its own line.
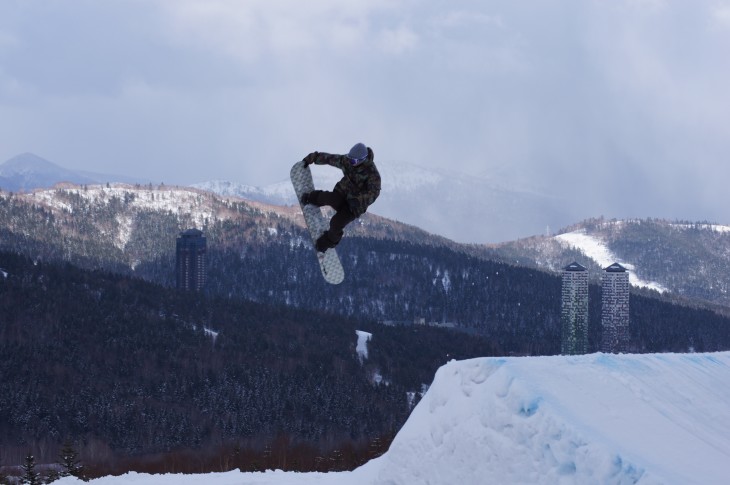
left=204, top=327, right=219, bottom=343
left=670, top=223, right=730, bottom=233
left=0, top=268, right=7, bottom=278
left=115, top=214, right=133, bottom=250
left=441, top=270, right=451, bottom=293
left=28, top=186, right=217, bottom=230
left=406, top=391, right=417, bottom=409
left=57, top=352, right=730, bottom=485
left=31, top=190, right=73, bottom=212
left=555, top=230, right=668, bottom=292
left=406, top=385, right=429, bottom=410
left=355, top=330, right=372, bottom=362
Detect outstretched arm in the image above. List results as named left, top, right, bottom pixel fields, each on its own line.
left=303, top=151, right=346, bottom=170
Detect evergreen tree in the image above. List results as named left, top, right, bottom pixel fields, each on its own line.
left=45, top=469, right=62, bottom=483
left=21, top=453, right=41, bottom=485
left=58, top=441, right=84, bottom=478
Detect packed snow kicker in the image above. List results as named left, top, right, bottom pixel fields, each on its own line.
left=57, top=352, right=730, bottom=485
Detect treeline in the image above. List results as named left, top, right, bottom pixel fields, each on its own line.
left=195, top=236, right=730, bottom=355
left=1, top=443, right=84, bottom=484
left=0, top=435, right=392, bottom=481
left=604, top=219, right=730, bottom=304
left=565, top=217, right=730, bottom=306
left=4, top=189, right=730, bottom=353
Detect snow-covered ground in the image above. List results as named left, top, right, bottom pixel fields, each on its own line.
left=57, top=352, right=730, bottom=485
left=355, top=330, right=372, bottom=362
left=27, top=186, right=217, bottom=230
left=555, top=230, right=668, bottom=292
left=669, top=223, right=730, bottom=234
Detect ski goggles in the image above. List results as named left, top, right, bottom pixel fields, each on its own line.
left=348, top=155, right=366, bottom=166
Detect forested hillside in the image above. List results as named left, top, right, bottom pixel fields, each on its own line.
left=2, top=187, right=730, bottom=355
left=0, top=251, right=496, bottom=473
left=495, top=217, right=730, bottom=308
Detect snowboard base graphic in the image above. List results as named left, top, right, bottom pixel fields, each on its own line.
left=290, top=161, right=345, bottom=285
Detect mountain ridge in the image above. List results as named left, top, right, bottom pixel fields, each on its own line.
left=494, top=217, right=730, bottom=308
left=0, top=153, right=98, bottom=191
left=192, top=159, right=570, bottom=244
left=3, top=183, right=730, bottom=311
left=0, top=153, right=153, bottom=192
left=1, top=152, right=572, bottom=243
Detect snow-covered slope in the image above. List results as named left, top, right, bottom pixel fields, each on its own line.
left=58, top=352, right=730, bottom=485
left=29, top=185, right=218, bottom=229
left=20, top=185, right=225, bottom=254
left=376, top=353, right=730, bottom=484
left=495, top=218, right=730, bottom=307
left=555, top=229, right=668, bottom=292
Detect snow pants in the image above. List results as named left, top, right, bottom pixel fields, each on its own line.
left=307, top=189, right=357, bottom=248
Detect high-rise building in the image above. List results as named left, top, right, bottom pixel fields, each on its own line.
left=561, top=262, right=589, bottom=355
left=601, top=262, right=630, bottom=353
left=176, top=228, right=207, bottom=291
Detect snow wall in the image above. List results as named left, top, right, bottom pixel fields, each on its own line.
left=373, top=352, right=730, bottom=484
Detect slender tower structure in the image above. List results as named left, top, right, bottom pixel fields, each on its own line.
left=601, top=263, right=630, bottom=353
left=176, top=229, right=207, bottom=291
left=561, top=262, right=589, bottom=355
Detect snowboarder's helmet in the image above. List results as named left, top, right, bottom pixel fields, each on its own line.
left=347, top=143, right=368, bottom=165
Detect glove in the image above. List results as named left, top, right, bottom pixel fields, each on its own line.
left=303, top=152, right=319, bottom=166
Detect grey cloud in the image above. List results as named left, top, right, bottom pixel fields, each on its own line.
left=0, top=0, right=728, bottom=235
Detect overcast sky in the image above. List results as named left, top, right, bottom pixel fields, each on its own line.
left=1, top=0, right=729, bottom=224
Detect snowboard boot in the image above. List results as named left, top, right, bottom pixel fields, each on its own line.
left=315, top=232, right=339, bottom=253
left=301, top=191, right=321, bottom=206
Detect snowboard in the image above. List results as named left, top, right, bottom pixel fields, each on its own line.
left=290, top=160, right=345, bottom=285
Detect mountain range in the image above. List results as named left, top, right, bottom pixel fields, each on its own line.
left=0, top=153, right=151, bottom=192
left=192, top=160, right=575, bottom=244
left=0, top=153, right=576, bottom=243
left=1, top=152, right=729, bottom=311
left=495, top=217, right=730, bottom=309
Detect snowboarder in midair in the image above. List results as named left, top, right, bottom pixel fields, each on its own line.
left=301, top=143, right=381, bottom=252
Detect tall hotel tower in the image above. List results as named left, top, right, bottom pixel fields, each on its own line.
left=561, top=262, right=589, bottom=355
left=601, top=263, right=630, bottom=353
left=176, top=229, right=207, bottom=291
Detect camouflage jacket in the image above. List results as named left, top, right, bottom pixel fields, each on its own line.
left=311, top=147, right=381, bottom=217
